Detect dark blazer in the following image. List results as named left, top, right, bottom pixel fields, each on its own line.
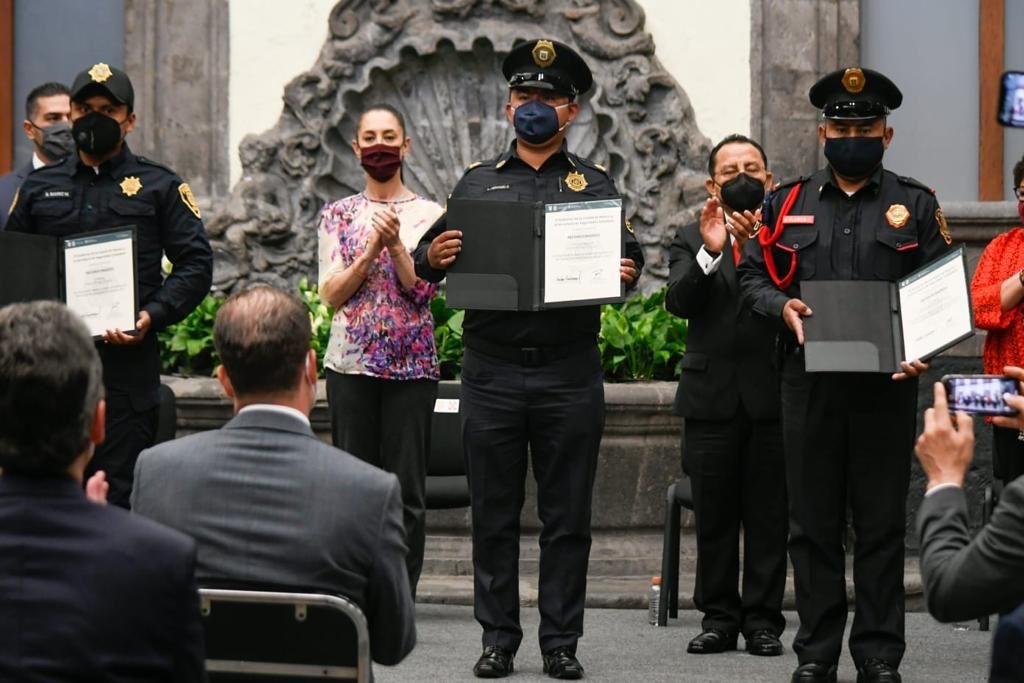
left=991, top=602, right=1024, bottom=682
left=131, top=408, right=416, bottom=666
left=0, top=163, right=31, bottom=230
left=665, top=222, right=780, bottom=420
left=917, top=479, right=1024, bottom=622
left=0, top=474, right=205, bottom=682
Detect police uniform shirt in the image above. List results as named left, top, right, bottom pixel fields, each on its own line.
left=415, top=140, right=645, bottom=348
left=6, top=144, right=213, bottom=407
left=740, top=165, right=951, bottom=322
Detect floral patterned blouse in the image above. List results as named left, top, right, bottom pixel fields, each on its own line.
left=317, top=193, right=443, bottom=380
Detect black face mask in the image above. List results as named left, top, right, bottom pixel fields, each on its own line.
left=73, top=111, right=124, bottom=156
left=824, top=136, right=884, bottom=179
left=719, top=173, right=766, bottom=213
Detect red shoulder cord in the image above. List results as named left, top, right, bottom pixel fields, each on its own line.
left=757, top=184, right=802, bottom=289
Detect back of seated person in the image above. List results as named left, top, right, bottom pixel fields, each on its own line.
left=131, top=285, right=415, bottom=667
left=991, top=602, right=1024, bottom=682
left=0, top=301, right=204, bottom=682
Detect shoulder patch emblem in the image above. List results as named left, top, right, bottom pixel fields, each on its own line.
left=7, top=188, right=18, bottom=216
left=120, top=176, right=142, bottom=197
left=565, top=171, right=588, bottom=192
left=936, top=207, right=952, bottom=245
left=885, top=203, right=909, bottom=229
left=625, top=218, right=634, bottom=234
left=178, top=183, right=201, bottom=219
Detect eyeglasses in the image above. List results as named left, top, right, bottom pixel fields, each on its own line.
left=1014, top=186, right=1024, bottom=199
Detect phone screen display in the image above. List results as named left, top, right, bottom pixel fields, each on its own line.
left=998, top=71, right=1024, bottom=127
left=944, top=375, right=1019, bottom=415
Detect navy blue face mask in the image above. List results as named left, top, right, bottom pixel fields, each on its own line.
left=512, top=100, right=569, bottom=144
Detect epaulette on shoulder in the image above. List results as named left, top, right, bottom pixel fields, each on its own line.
left=897, top=175, right=935, bottom=194
left=465, top=158, right=498, bottom=173
left=774, top=175, right=809, bottom=192
left=572, top=155, right=610, bottom=176
left=136, top=155, right=174, bottom=174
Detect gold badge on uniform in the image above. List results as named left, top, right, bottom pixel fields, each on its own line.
left=564, top=171, right=588, bottom=192
left=178, top=182, right=201, bottom=218
left=120, top=176, right=142, bottom=197
left=88, top=62, right=113, bottom=83
left=936, top=207, right=952, bottom=245
left=7, top=189, right=18, bottom=216
left=842, top=67, right=866, bottom=94
left=532, top=40, right=556, bottom=68
left=885, top=203, right=909, bottom=229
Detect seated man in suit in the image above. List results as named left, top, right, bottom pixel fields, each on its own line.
left=132, top=285, right=415, bottom=667
left=0, top=301, right=204, bottom=682
left=915, top=368, right=1024, bottom=680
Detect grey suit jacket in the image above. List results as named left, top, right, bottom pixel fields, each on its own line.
left=132, top=408, right=415, bottom=665
left=917, top=478, right=1024, bottom=622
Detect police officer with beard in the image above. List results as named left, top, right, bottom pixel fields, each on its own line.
left=739, top=68, right=952, bottom=683
left=6, top=63, right=212, bottom=508
left=414, top=39, right=643, bottom=680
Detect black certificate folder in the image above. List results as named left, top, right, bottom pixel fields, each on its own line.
left=801, top=247, right=973, bottom=374
left=445, top=197, right=625, bottom=311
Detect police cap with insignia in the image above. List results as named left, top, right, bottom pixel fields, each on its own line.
left=70, top=63, right=135, bottom=111
left=502, top=39, right=593, bottom=99
left=809, top=67, right=902, bottom=120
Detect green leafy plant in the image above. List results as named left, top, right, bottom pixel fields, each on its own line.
left=298, top=277, right=333, bottom=364
left=598, top=288, right=687, bottom=381
left=158, top=293, right=224, bottom=376
left=431, top=292, right=465, bottom=380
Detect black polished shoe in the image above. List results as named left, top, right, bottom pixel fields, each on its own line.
left=686, top=628, right=738, bottom=654
left=791, top=662, right=838, bottom=683
left=745, top=629, right=784, bottom=656
left=542, top=646, right=584, bottom=680
left=473, top=646, right=514, bottom=678
left=856, top=658, right=901, bottom=683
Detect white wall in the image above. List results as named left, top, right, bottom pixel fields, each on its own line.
left=227, top=0, right=750, bottom=185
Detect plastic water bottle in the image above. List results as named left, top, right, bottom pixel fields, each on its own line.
left=648, top=575, right=662, bottom=626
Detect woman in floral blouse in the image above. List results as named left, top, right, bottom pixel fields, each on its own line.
left=317, top=104, right=443, bottom=596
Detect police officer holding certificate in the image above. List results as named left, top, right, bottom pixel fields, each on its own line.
left=739, top=68, right=951, bottom=683
left=414, top=39, right=643, bottom=680
left=6, top=63, right=212, bottom=508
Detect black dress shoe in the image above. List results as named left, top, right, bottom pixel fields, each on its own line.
left=473, top=646, right=514, bottom=678
left=542, top=646, right=584, bottom=680
left=686, top=628, right=738, bottom=654
left=856, top=658, right=901, bottom=683
left=745, top=629, right=784, bottom=656
left=791, top=662, right=838, bottom=683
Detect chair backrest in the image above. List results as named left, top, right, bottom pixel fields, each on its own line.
left=198, top=588, right=370, bottom=682
left=154, top=383, right=177, bottom=445
left=426, top=381, right=470, bottom=508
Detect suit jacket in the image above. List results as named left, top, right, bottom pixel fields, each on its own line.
left=665, top=222, right=780, bottom=420
left=0, top=474, right=205, bottom=682
left=131, top=408, right=416, bottom=666
left=991, top=602, right=1024, bottom=682
left=0, top=163, right=31, bottom=230
left=917, top=478, right=1024, bottom=622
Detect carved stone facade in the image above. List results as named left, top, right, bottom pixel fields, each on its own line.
left=205, top=0, right=712, bottom=294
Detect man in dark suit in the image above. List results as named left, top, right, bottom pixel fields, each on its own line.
left=915, top=370, right=1024, bottom=621
left=132, top=286, right=415, bottom=668
left=0, top=82, right=73, bottom=228
left=0, top=300, right=204, bottom=682
left=665, top=134, right=788, bottom=658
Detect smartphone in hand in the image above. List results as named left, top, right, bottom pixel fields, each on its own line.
left=942, top=374, right=1020, bottom=416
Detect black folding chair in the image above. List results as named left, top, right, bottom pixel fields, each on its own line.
left=658, top=476, right=695, bottom=626
left=199, top=588, right=370, bottom=682
left=426, top=381, right=470, bottom=509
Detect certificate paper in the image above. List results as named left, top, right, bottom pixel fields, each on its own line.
left=897, top=247, right=973, bottom=362
left=543, top=199, right=622, bottom=304
left=63, top=229, right=137, bottom=338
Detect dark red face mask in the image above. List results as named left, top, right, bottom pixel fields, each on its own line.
left=359, top=143, right=402, bottom=182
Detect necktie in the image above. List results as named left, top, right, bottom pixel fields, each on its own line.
left=732, top=238, right=742, bottom=266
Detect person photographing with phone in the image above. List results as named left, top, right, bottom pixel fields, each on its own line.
left=915, top=367, right=1024, bottom=680
left=970, top=154, right=1024, bottom=486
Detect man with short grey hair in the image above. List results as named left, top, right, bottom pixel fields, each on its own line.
left=0, top=300, right=205, bottom=681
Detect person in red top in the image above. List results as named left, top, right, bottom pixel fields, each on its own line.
left=970, top=155, right=1024, bottom=484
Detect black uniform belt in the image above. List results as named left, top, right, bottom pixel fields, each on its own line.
left=464, top=335, right=594, bottom=367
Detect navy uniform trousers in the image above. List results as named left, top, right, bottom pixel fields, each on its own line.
left=461, top=345, right=604, bottom=655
